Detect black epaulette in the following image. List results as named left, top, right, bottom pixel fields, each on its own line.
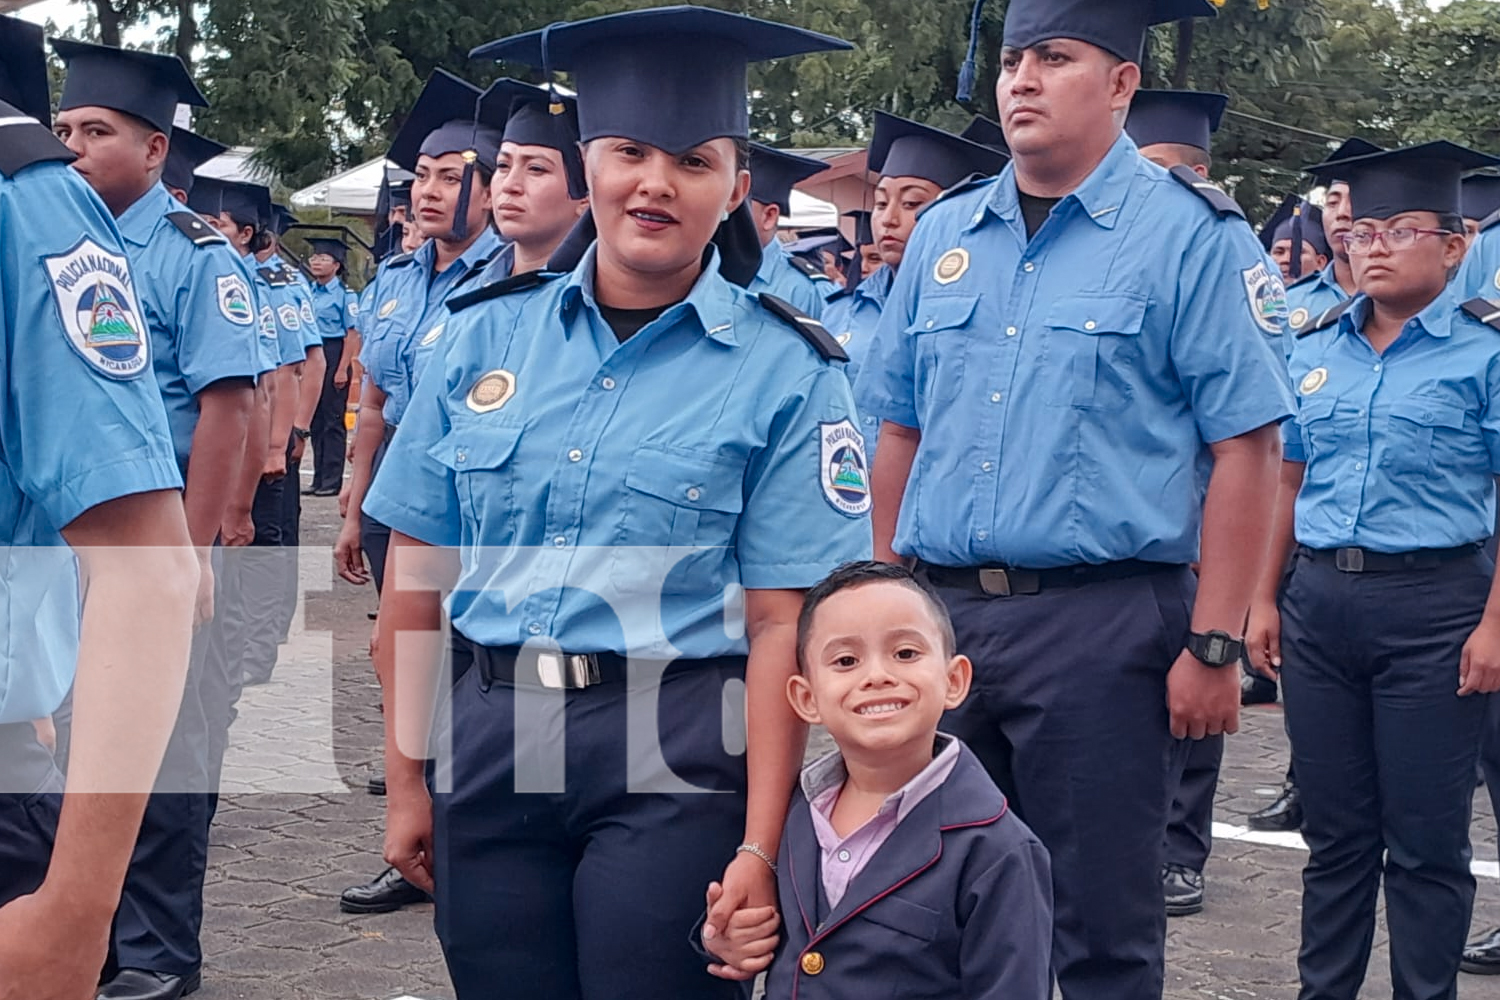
left=165, top=211, right=226, bottom=246
left=1461, top=298, right=1500, bottom=332
left=1168, top=165, right=1245, bottom=220
left=1287, top=270, right=1321, bottom=290
left=758, top=293, right=848, bottom=362
left=788, top=255, right=831, bottom=282
left=1295, top=297, right=1357, bottom=338
left=385, top=251, right=417, bottom=268
left=0, top=104, right=75, bottom=177
left=919, top=172, right=994, bottom=218
left=447, top=269, right=558, bottom=313
left=452, top=256, right=498, bottom=292
left=824, top=286, right=852, bottom=306
left=258, top=266, right=294, bottom=288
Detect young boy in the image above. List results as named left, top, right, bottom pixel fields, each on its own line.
left=701, top=561, right=1054, bottom=998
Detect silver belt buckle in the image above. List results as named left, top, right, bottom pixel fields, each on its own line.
left=1335, top=548, right=1366, bottom=573
left=536, top=652, right=601, bottom=690
left=978, top=568, right=1012, bottom=597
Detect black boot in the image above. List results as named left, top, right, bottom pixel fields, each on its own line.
left=1162, top=864, right=1204, bottom=917
left=339, top=867, right=431, bottom=914
left=1247, top=783, right=1302, bottom=832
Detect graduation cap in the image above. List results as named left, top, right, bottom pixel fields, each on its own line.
left=189, top=176, right=271, bottom=231
left=1125, top=89, right=1228, bottom=153
left=1000, top=0, right=1217, bottom=64
left=162, top=127, right=227, bottom=195
left=306, top=237, right=349, bottom=266
left=470, top=5, right=851, bottom=156
left=868, top=112, right=1007, bottom=190
left=500, top=90, right=587, bottom=200
left=1461, top=174, right=1500, bottom=224
left=388, top=179, right=413, bottom=211
left=749, top=144, right=830, bottom=214
left=1314, top=141, right=1500, bottom=221
left=786, top=228, right=849, bottom=257
left=1257, top=194, right=1327, bottom=279
left=959, top=115, right=1008, bottom=155
left=389, top=70, right=508, bottom=242
left=53, top=38, right=207, bottom=135
left=270, top=203, right=299, bottom=237
left=844, top=208, right=873, bottom=247
left=0, top=15, right=53, bottom=124
left=1304, top=137, right=1384, bottom=185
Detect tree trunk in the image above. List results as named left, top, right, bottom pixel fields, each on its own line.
left=175, top=0, right=197, bottom=73
left=93, top=0, right=124, bottom=46
left=1173, top=18, right=1195, bottom=89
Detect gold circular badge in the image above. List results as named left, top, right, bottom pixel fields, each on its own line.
left=933, top=248, right=970, bottom=285
left=800, top=951, right=825, bottom=976
left=1493, top=267, right=1500, bottom=293
left=466, top=369, right=516, bottom=413
left=1299, top=367, right=1328, bottom=396
left=1289, top=307, right=1309, bottom=330
left=835, top=331, right=852, bottom=347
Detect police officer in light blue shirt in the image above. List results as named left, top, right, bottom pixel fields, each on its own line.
left=1460, top=205, right=1500, bottom=303
left=52, top=38, right=263, bottom=1000
left=857, top=2, right=1293, bottom=996
left=1280, top=139, right=1383, bottom=337
left=0, top=21, right=198, bottom=997
left=363, top=9, right=865, bottom=997
left=746, top=142, right=833, bottom=316
left=1249, top=140, right=1500, bottom=1000
left=305, top=236, right=360, bottom=495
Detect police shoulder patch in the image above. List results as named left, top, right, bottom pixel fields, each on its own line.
left=819, top=419, right=871, bottom=517
left=0, top=107, right=74, bottom=177
left=447, top=269, right=559, bottom=313
left=43, top=237, right=150, bottom=379
left=215, top=274, right=255, bottom=326
left=300, top=300, right=315, bottom=324
left=165, top=211, right=226, bottom=247
left=277, top=303, right=302, bottom=330
left=758, top=293, right=848, bottom=363
left=1168, top=165, right=1245, bottom=220
left=1460, top=298, right=1500, bottom=333
left=1241, top=260, right=1287, bottom=335
left=1296, top=297, right=1357, bottom=339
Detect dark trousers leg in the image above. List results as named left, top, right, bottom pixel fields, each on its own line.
left=1165, top=734, right=1223, bottom=872
left=936, top=568, right=1193, bottom=1000
left=276, top=444, right=302, bottom=642
left=237, top=471, right=287, bottom=685
left=362, top=436, right=391, bottom=596
left=0, top=723, right=63, bottom=908
left=310, top=337, right=347, bottom=491
left=1483, top=697, right=1500, bottom=867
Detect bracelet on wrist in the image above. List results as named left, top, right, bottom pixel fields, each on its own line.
left=735, top=842, right=777, bottom=874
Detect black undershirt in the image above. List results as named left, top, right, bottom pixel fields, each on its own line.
left=1018, top=191, right=1062, bottom=240
left=599, top=303, right=671, bottom=343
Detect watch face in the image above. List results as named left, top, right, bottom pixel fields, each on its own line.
left=1207, top=635, right=1227, bottom=662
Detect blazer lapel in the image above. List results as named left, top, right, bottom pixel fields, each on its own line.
left=813, top=792, right=944, bottom=938
left=782, top=795, right=824, bottom=940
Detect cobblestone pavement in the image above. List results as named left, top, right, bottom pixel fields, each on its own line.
left=194, top=491, right=1500, bottom=999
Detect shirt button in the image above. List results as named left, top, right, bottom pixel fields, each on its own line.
left=456, top=449, right=467, bottom=464
left=1344, top=517, right=1354, bottom=526
left=1354, top=462, right=1364, bottom=471
left=976, top=529, right=989, bottom=541
left=686, top=487, right=702, bottom=501
left=528, top=623, right=542, bottom=636
left=981, top=461, right=994, bottom=472
left=991, top=392, right=1002, bottom=403
left=1373, top=364, right=1381, bottom=372
left=1084, top=320, right=1097, bottom=331
left=553, top=536, right=567, bottom=548
left=1006, top=326, right=1018, bottom=337
left=1023, top=262, right=1035, bottom=273
left=837, top=849, right=851, bottom=863
left=601, top=377, right=616, bottom=390
left=568, top=449, right=583, bottom=462
left=925, top=320, right=935, bottom=329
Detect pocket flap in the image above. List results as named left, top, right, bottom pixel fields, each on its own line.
left=428, top=422, right=522, bottom=471
left=905, top=294, right=979, bottom=335
left=1390, top=396, right=1466, bottom=430
left=1045, top=292, right=1147, bottom=336
left=858, top=894, right=939, bottom=941
left=625, top=448, right=744, bottom=514
left=1296, top=394, right=1336, bottom=423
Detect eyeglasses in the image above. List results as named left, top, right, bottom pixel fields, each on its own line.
left=1340, top=227, right=1451, bottom=254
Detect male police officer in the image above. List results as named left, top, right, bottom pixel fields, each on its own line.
left=746, top=143, right=833, bottom=316
left=53, top=39, right=264, bottom=1000
left=0, top=17, right=199, bottom=1000
left=858, top=2, right=1293, bottom=996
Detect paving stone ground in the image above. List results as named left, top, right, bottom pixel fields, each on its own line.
left=194, top=490, right=1500, bottom=999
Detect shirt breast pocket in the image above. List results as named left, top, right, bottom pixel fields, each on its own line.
left=906, top=294, right=978, bottom=407
left=1043, top=293, right=1147, bottom=412
left=1380, top=396, right=1469, bottom=478
left=1295, top=393, right=1338, bottom=461
left=858, top=893, right=940, bottom=943
left=428, top=420, right=522, bottom=546
left=620, top=447, right=745, bottom=594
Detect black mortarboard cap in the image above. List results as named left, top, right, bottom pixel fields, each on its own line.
left=749, top=143, right=830, bottom=214
left=868, top=112, right=1007, bottom=190
left=785, top=233, right=844, bottom=261
left=1257, top=194, right=1327, bottom=278
left=1125, top=89, right=1228, bottom=153
left=1001, top=0, right=1217, bottom=64
left=271, top=203, right=299, bottom=237
left=53, top=37, right=207, bottom=134
left=1317, top=141, right=1500, bottom=221
left=959, top=115, right=1008, bottom=154
left=388, top=180, right=412, bottom=210
left=189, top=176, right=271, bottom=231
left=471, top=6, right=851, bottom=156
left=307, top=237, right=349, bottom=265
left=387, top=70, right=497, bottom=173
left=0, top=15, right=52, bottom=124
left=1461, top=174, right=1500, bottom=223
left=844, top=208, right=873, bottom=247
left=162, top=127, right=226, bottom=194
left=1304, top=137, right=1383, bottom=185
left=500, top=90, right=587, bottom=200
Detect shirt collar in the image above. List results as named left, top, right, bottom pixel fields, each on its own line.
left=801, top=733, right=959, bottom=825
left=984, top=131, right=1139, bottom=233
left=853, top=265, right=893, bottom=308
left=115, top=182, right=171, bottom=247
left=560, top=242, right=741, bottom=347
left=1342, top=285, right=1460, bottom=342
left=756, top=237, right=788, bottom=282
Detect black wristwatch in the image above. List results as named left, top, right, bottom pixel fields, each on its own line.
left=1185, top=630, right=1243, bottom=668
left=292, top=426, right=312, bottom=441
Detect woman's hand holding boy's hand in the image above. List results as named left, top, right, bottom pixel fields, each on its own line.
left=702, top=880, right=780, bottom=981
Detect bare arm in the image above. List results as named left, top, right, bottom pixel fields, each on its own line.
left=337, top=328, right=362, bottom=388
left=183, top=380, right=254, bottom=548
left=870, top=421, right=920, bottom=564
left=223, top=380, right=271, bottom=547
left=334, top=382, right=389, bottom=584
left=1246, top=460, right=1304, bottom=677
left=294, top=345, right=326, bottom=430
left=265, top=366, right=299, bottom=476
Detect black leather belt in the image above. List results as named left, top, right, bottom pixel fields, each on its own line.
left=918, top=559, right=1181, bottom=597
left=1297, top=543, right=1483, bottom=573
left=463, top=637, right=627, bottom=690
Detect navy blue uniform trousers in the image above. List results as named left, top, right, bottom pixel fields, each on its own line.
left=431, top=636, right=749, bottom=1000
left=310, top=336, right=347, bottom=492
left=1282, top=551, right=1489, bottom=1000
left=932, top=566, right=1194, bottom=1000
left=0, top=722, right=63, bottom=908
left=1165, top=734, right=1222, bottom=873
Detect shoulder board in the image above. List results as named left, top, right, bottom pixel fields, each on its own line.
left=1461, top=298, right=1500, bottom=332
left=1480, top=208, right=1500, bottom=235
left=823, top=286, right=852, bottom=305
left=758, top=293, right=848, bottom=363
left=385, top=251, right=417, bottom=268
left=1295, top=296, right=1357, bottom=338
left=918, top=172, right=993, bottom=220
left=0, top=107, right=75, bottom=177
left=165, top=211, right=226, bottom=247
left=447, top=269, right=558, bottom=313
left=788, top=255, right=831, bottom=282
left=258, top=266, right=293, bottom=288
left=1287, top=270, right=1320, bottom=290
left=1168, top=165, right=1245, bottom=220
left=452, top=257, right=496, bottom=292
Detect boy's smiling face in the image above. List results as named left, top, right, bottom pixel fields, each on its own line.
left=788, top=581, right=972, bottom=758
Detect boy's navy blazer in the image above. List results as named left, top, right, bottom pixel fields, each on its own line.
left=763, top=743, right=1054, bottom=999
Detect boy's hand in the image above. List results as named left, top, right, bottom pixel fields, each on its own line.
left=701, top=881, right=780, bottom=981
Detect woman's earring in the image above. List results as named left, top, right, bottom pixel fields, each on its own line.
left=721, top=209, right=730, bottom=222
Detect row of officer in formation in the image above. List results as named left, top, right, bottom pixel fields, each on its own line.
left=4, top=0, right=1500, bottom=998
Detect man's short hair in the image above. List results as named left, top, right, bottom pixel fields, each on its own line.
left=796, top=561, right=957, bottom=672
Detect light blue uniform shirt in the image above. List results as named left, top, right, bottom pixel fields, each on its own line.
left=311, top=276, right=355, bottom=340
left=116, top=183, right=265, bottom=472
left=748, top=238, right=829, bottom=318
left=1283, top=288, right=1500, bottom=552
left=272, top=254, right=322, bottom=353
left=0, top=157, right=182, bottom=723
left=1282, top=262, right=1353, bottom=357
left=258, top=253, right=318, bottom=359
left=857, top=133, right=1295, bottom=569
left=822, top=266, right=892, bottom=451
left=1459, top=225, right=1500, bottom=302
left=248, top=254, right=306, bottom=369
left=360, top=230, right=502, bottom=427
left=363, top=244, right=873, bottom=659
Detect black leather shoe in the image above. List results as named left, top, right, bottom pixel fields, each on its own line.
left=307, top=486, right=340, bottom=497
left=1463, top=927, right=1500, bottom=975
left=339, top=866, right=431, bottom=914
left=1162, top=863, right=1204, bottom=917
left=367, top=772, right=386, bottom=796
left=97, top=968, right=201, bottom=1000
left=1241, top=671, right=1278, bottom=706
left=1248, top=783, right=1303, bottom=831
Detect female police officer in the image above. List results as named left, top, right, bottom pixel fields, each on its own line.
left=484, top=86, right=588, bottom=279
left=1248, top=141, right=1500, bottom=1000
left=360, top=8, right=866, bottom=998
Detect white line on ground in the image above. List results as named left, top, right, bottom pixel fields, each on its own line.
left=1213, top=822, right=1499, bottom=879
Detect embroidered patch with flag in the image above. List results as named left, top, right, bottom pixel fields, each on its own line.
left=819, top=419, right=871, bottom=517
left=44, top=238, right=149, bottom=379
left=258, top=305, right=278, bottom=343
left=216, top=275, right=254, bottom=326
left=300, top=301, right=315, bottom=326
left=1242, top=261, right=1287, bottom=335
left=349, top=299, right=360, bottom=317
left=278, top=304, right=302, bottom=331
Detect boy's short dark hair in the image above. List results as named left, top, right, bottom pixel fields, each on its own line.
left=796, top=561, right=958, bottom=673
